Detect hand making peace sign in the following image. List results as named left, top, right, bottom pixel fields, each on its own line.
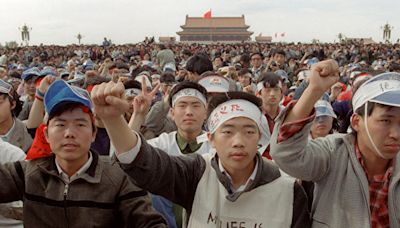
left=132, top=77, right=160, bottom=116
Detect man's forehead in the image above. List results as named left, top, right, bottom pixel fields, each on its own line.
left=263, top=83, right=280, bottom=89
left=373, top=104, right=400, bottom=116
left=52, top=108, right=92, bottom=121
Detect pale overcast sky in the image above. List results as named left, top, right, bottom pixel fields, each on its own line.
left=0, top=0, right=398, bottom=45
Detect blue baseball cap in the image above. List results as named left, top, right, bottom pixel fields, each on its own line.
left=40, top=67, right=58, bottom=77
left=305, top=57, right=319, bottom=66
left=274, top=69, right=290, bottom=84
left=21, top=67, right=40, bottom=81
left=82, top=60, right=94, bottom=71
left=44, top=80, right=92, bottom=116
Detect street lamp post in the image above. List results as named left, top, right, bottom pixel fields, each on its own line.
left=76, top=33, right=84, bottom=45
left=19, top=24, right=32, bottom=46
left=381, top=22, right=394, bottom=43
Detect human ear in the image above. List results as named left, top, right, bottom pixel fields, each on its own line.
left=207, top=133, right=215, bottom=148
left=10, top=100, right=16, bottom=110
left=350, top=113, right=361, bottom=132
left=169, top=108, right=175, bottom=121
left=91, top=127, right=97, bottom=143
left=43, top=126, right=49, bottom=141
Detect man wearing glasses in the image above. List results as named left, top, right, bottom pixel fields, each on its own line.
left=250, top=52, right=266, bottom=81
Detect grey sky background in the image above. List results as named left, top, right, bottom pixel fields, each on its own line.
left=0, top=0, right=398, bottom=45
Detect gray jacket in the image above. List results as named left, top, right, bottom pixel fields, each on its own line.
left=143, top=101, right=176, bottom=139
left=270, top=108, right=400, bottom=228
left=8, top=118, right=32, bottom=153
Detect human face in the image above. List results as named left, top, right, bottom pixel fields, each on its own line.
left=273, top=54, right=286, bottom=66
left=209, top=117, right=260, bottom=175
left=214, top=58, right=223, bottom=69
left=0, top=94, right=14, bottom=124
left=24, top=78, right=36, bottom=96
left=143, top=53, right=150, bottom=61
left=125, top=95, right=136, bottom=114
left=310, top=115, right=333, bottom=138
left=171, top=96, right=207, bottom=134
left=161, top=83, right=174, bottom=95
left=260, top=86, right=283, bottom=106
left=238, top=74, right=251, bottom=87
left=152, top=78, right=160, bottom=87
left=352, top=105, right=400, bottom=159
left=45, top=108, right=96, bottom=166
left=251, top=54, right=262, bottom=68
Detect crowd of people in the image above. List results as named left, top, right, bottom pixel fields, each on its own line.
left=0, top=39, right=400, bottom=227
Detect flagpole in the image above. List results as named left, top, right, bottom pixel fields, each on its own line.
left=209, top=9, right=212, bottom=43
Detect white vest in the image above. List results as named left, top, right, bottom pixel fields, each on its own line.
left=147, top=131, right=212, bottom=156
left=187, top=153, right=294, bottom=228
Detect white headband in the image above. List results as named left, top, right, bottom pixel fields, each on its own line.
left=256, top=80, right=282, bottom=92
left=352, top=79, right=400, bottom=112
left=125, top=88, right=142, bottom=97
left=171, top=88, right=207, bottom=107
left=198, top=99, right=271, bottom=153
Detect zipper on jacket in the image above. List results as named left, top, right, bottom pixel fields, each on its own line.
left=63, top=183, right=70, bottom=228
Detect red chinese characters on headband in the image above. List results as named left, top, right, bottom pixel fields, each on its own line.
left=231, top=104, right=244, bottom=112
left=209, top=103, right=245, bottom=129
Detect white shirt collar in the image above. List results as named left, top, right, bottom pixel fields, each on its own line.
left=55, top=152, right=93, bottom=184
left=218, top=157, right=258, bottom=193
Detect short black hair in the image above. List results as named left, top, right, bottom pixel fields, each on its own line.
left=123, top=79, right=142, bottom=90
left=238, top=68, right=252, bottom=77
left=240, top=54, right=251, bottom=63
left=273, top=49, right=286, bottom=57
left=207, top=92, right=262, bottom=117
left=213, top=56, right=223, bottom=61
left=8, top=70, right=21, bottom=79
left=257, top=72, right=282, bottom=87
left=168, top=81, right=208, bottom=107
left=185, top=53, right=213, bottom=75
left=181, top=49, right=192, bottom=57
left=250, top=52, right=264, bottom=60
left=160, top=72, right=176, bottom=83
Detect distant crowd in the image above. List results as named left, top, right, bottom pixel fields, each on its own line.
left=0, top=39, right=400, bottom=227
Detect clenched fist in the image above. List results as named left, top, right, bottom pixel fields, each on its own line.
left=91, top=81, right=130, bottom=120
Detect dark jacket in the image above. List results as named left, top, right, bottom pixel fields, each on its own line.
left=0, top=151, right=167, bottom=228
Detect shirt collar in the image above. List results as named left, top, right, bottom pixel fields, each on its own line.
left=0, top=118, right=15, bottom=142
left=176, top=132, right=203, bottom=154
left=218, top=157, right=258, bottom=193
left=55, top=152, right=93, bottom=183
left=354, top=142, right=393, bottom=181
left=252, top=65, right=263, bottom=72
